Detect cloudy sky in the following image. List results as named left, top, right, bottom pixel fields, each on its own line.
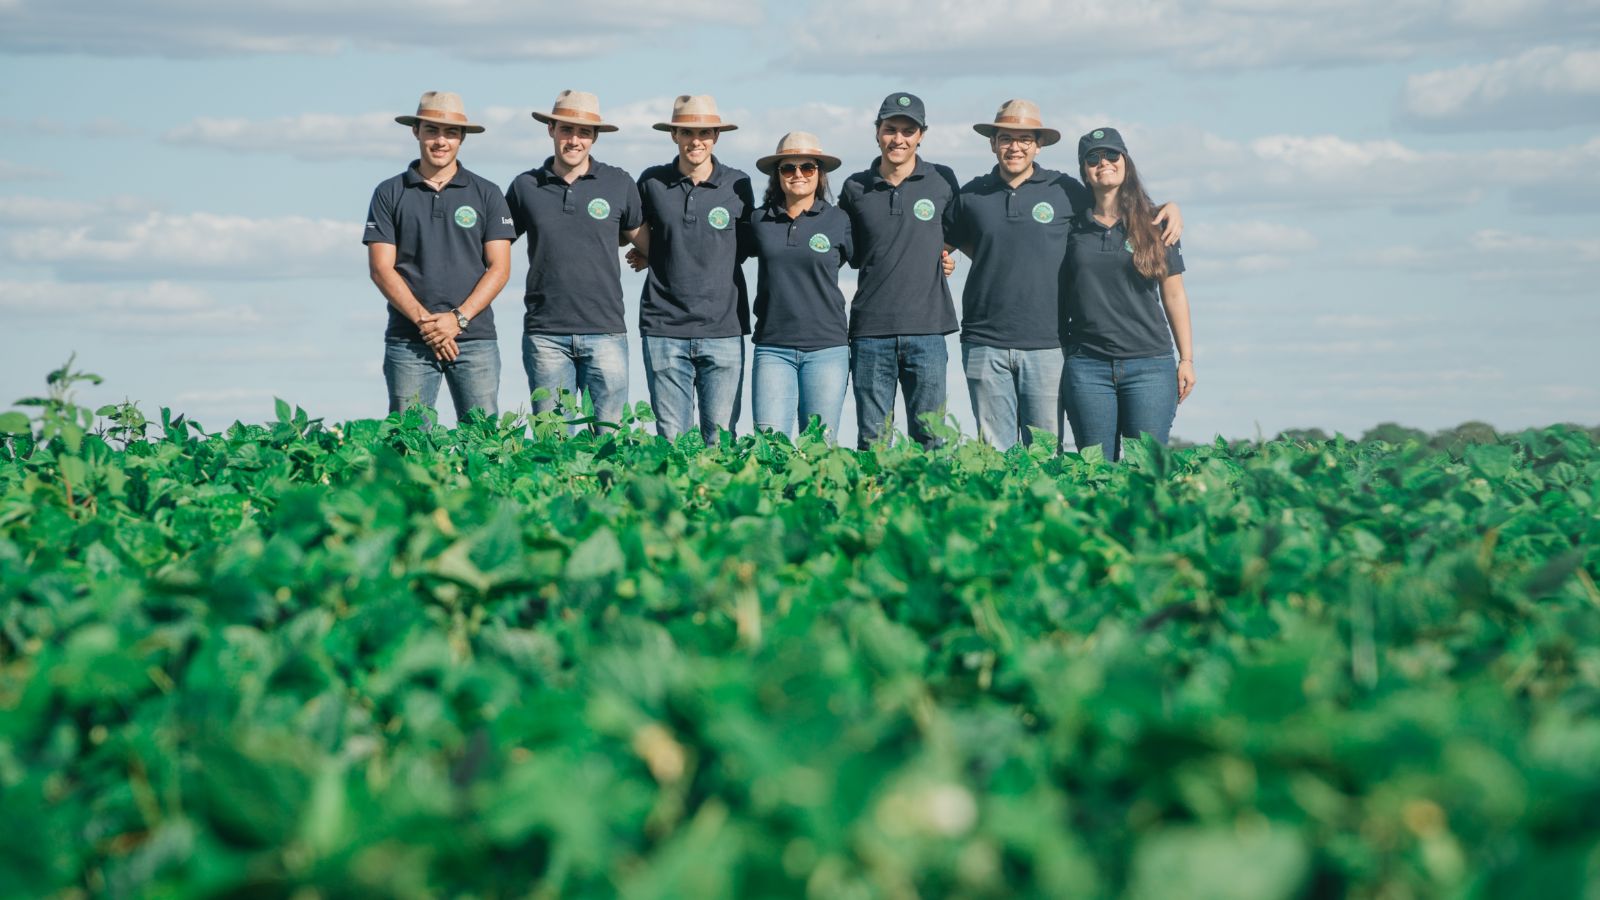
left=4, top=0, right=1598, bottom=444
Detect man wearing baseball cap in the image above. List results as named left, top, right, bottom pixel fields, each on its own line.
left=838, top=92, right=961, bottom=449
left=629, top=95, right=754, bottom=444
left=505, top=90, right=644, bottom=431
left=364, top=91, right=514, bottom=422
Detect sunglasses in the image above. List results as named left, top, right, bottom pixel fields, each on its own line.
left=778, top=162, right=819, bottom=176
left=1083, top=149, right=1123, bottom=166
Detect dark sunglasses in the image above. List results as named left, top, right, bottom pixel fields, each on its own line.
left=778, top=161, right=819, bottom=176
left=1083, top=149, right=1123, bottom=166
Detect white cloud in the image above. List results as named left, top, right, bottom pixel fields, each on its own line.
left=782, top=0, right=1600, bottom=73
left=1363, top=227, right=1600, bottom=290
left=1187, top=220, right=1318, bottom=274
left=0, top=279, right=266, bottom=332
left=4, top=211, right=352, bottom=279
left=1401, top=45, right=1600, bottom=130
left=0, top=159, right=56, bottom=181
left=0, top=0, right=760, bottom=58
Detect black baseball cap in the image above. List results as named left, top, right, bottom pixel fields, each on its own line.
left=1077, top=126, right=1128, bottom=161
left=876, top=92, right=927, bottom=128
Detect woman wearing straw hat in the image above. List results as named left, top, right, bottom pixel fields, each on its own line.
left=505, top=90, right=644, bottom=432
left=1059, top=127, right=1196, bottom=461
left=746, top=132, right=853, bottom=441
left=630, top=95, right=754, bottom=444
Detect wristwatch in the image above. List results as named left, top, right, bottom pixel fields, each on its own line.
left=452, top=308, right=470, bottom=331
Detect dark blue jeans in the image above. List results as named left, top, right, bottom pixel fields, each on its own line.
left=1060, top=347, right=1176, bottom=461
left=383, top=338, right=500, bottom=422
left=850, top=335, right=948, bottom=449
left=641, top=335, right=745, bottom=443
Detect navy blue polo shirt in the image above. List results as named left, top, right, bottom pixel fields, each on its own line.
left=363, top=161, right=515, bottom=342
left=944, top=166, right=1088, bottom=350
left=504, top=158, right=643, bottom=335
left=747, top=200, right=853, bottom=351
left=636, top=157, right=753, bottom=338
left=837, top=157, right=961, bottom=339
left=1062, top=211, right=1186, bottom=359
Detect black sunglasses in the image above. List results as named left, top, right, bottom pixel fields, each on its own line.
left=778, top=161, right=819, bottom=176
left=1083, top=149, right=1123, bottom=166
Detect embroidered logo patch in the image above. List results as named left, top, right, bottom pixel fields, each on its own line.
left=587, top=198, right=611, bottom=220
left=912, top=198, right=936, bottom=221
left=1032, top=202, right=1054, bottom=223
left=1092, top=130, right=1105, bottom=139
left=453, top=206, right=478, bottom=228
left=898, top=96, right=911, bottom=107
left=1124, top=238, right=1134, bottom=252
left=809, top=233, right=831, bottom=253
left=708, top=206, right=730, bottom=230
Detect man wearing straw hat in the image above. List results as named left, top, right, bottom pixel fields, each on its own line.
left=944, top=100, right=1181, bottom=450
left=629, top=94, right=754, bottom=443
left=364, top=91, right=514, bottom=421
left=838, top=91, right=961, bottom=450
left=505, top=90, right=644, bottom=431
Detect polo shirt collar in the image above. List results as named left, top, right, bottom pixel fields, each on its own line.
left=765, top=198, right=832, bottom=221
left=668, top=156, right=728, bottom=188
left=870, top=155, right=932, bottom=188
left=1077, top=207, right=1124, bottom=234
left=537, top=157, right=602, bottom=184
left=986, top=164, right=1054, bottom=188
left=404, top=160, right=471, bottom=188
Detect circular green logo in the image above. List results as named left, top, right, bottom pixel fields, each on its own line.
left=1093, top=130, right=1105, bottom=139
left=1124, top=238, right=1134, bottom=252
left=587, top=198, right=610, bottom=220
left=707, top=206, right=731, bottom=230
left=912, top=198, right=935, bottom=221
left=809, top=233, right=831, bottom=253
left=898, top=96, right=911, bottom=107
left=1032, top=202, right=1054, bottom=223
left=453, top=206, right=478, bottom=228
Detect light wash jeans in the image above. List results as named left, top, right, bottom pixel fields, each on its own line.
left=1059, top=347, right=1177, bottom=461
left=383, top=338, right=500, bottom=422
left=751, top=344, right=849, bottom=441
left=962, top=343, right=1064, bottom=451
left=641, top=335, right=745, bottom=443
left=522, top=332, right=629, bottom=429
left=849, top=335, right=947, bottom=449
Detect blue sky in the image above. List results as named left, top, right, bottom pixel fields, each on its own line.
left=3, top=0, right=1598, bottom=444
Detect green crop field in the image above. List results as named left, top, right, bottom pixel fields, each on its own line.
left=3, top=361, right=1599, bottom=898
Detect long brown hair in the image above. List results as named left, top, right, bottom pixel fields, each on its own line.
left=1083, top=153, right=1167, bottom=280
left=762, top=166, right=833, bottom=209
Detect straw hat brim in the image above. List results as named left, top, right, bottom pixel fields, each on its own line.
left=396, top=114, right=486, bottom=134
left=973, top=123, right=1061, bottom=146
left=755, top=152, right=843, bottom=175
left=532, top=111, right=619, bottom=133
left=652, top=121, right=739, bottom=133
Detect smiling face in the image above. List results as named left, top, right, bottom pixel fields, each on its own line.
left=876, top=116, right=923, bottom=166
left=673, top=127, right=720, bottom=168
left=991, top=128, right=1039, bottom=178
left=777, top=157, right=819, bottom=205
left=1082, top=149, right=1126, bottom=191
left=413, top=122, right=464, bottom=170
left=549, top=122, right=597, bottom=170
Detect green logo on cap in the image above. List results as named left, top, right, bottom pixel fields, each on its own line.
left=708, top=206, right=730, bottom=230
left=809, top=233, right=831, bottom=254
left=1124, top=238, right=1134, bottom=252
left=453, top=206, right=479, bottom=228
left=1032, top=202, right=1054, bottom=223
left=912, top=198, right=936, bottom=221
left=1093, top=130, right=1105, bottom=139
left=587, top=198, right=611, bottom=220
left=898, top=96, right=911, bottom=107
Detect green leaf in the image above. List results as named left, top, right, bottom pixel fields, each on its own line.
left=565, top=527, right=624, bottom=580
left=1128, top=825, right=1309, bottom=900
left=0, top=411, right=29, bottom=434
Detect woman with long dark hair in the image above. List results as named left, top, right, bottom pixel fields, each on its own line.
left=1059, top=127, right=1195, bottom=460
left=745, top=131, right=853, bottom=440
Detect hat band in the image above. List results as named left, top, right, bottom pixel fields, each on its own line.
left=994, top=116, right=1043, bottom=128
left=671, top=114, right=725, bottom=125
left=416, top=108, right=470, bottom=124
left=551, top=106, right=603, bottom=123
left=776, top=147, right=826, bottom=157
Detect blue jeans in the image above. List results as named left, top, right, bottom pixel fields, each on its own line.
left=1060, top=347, right=1177, bottom=461
left=962, top=343, right=1063, bottom=451
left=752, top=344, right=849, bottom=440
left=383, top=338, right=500, bottom=422
left=850, top=335, right=948, bottom=449
left=641, top=335, right=745, bottom=443
left=522, top=333, right=629, bottom=429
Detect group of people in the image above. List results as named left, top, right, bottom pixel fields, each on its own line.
left=363, top=89, right=1196, bottom=460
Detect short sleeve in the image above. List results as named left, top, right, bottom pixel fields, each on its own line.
left=363, top=182, right=396, bottom=245
left=505, top=176, right=529, bottom=239
left=941, top=191, right=965, bottom=249
left=836, top=213, right=853, bottom=269
left=621, top=176, right=644, bottom=232
left=482, top=184, right=516, bottom=242
left=1165, top=240, right=1186, bottom=277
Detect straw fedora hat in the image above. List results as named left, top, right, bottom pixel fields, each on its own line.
left=652, top=95, right=738, bottom=132
left=972, top=99, right=1060, bottom=147
left=755, top=131, right=843, bottom=175
left=395, top=91, right=485, bottom=134
left=531, top=90, right=619, bottom=133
